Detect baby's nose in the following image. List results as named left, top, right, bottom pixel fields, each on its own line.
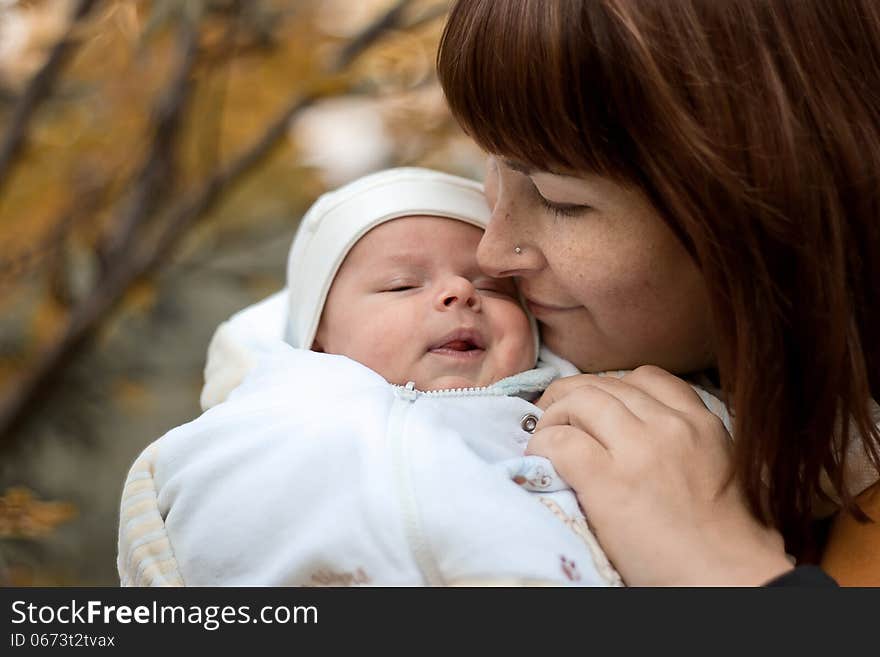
left=437, top=278, right=480, bottom=311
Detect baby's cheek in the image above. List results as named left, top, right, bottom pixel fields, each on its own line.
left=512, top=339, right=537, bottom=373
left=356, top=328, right=411, bottom=382
left=498, top=318, right=537, bottom=373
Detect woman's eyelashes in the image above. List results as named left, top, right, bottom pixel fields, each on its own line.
left=522, top=176, right=592, bottom=217
left=537, top=194, right=591, bottom=218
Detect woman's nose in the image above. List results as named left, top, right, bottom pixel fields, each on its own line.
left=476, top=199, right=545, bottom=279
left=436, top=277, right=481, bottom=312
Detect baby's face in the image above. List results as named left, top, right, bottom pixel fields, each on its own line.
left=314, top=216, right=536, bottom=390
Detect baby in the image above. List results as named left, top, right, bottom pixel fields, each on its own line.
left=118, top=168, right=727, bottom=586
left=311, top=215, right=534, bottom=393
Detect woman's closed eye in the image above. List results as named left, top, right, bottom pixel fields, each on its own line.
left=521, top=174, right=592, bottom=218
left=537, top=195, right=591, bottom=218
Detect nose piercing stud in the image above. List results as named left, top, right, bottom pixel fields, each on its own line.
left=514, top=246, right=523, bottom=254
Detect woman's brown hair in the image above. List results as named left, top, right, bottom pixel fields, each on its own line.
left=437, top=0, right=880, bottom=556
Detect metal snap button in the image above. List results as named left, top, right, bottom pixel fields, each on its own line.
left=520, top=413, right=538, bottom=433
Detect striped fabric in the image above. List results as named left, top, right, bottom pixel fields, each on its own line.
left=117, top=444, right=184, bottom=586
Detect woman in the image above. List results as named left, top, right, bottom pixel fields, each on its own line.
left=437, top=0, right=880, bottom=585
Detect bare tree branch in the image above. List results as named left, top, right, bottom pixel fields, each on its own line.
left=405, top=3, right=451, bottom=32
left=334, top=0, right=411, bottom=71
left=0, top=0, right=415, bottom=445
left=0, top=0, right=100, bottom=196
left=98, top=13, right=200, bottom=269
left=0, top=175, right=105, bottom=291
left=196, top=0, right=242, bottom=178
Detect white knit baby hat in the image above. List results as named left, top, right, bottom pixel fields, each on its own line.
left=285, top=167, right=538, bottom=356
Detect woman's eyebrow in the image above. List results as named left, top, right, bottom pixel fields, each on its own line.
left=501, top=158, right=534, bottom=175
left=502, top=158, right=574, bottom=179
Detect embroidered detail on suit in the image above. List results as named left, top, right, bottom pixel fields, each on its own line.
left=512, top=464, right=552, bottom=489
left=560, top=555, right=581, bottom=581
left=538, top=497, right=624, bottom=587
left=538, top=497, right=594, bottom=544
left=309, top=567, right=371, bottom=586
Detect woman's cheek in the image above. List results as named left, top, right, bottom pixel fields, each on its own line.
left=559, top=256, right=632, bottom=309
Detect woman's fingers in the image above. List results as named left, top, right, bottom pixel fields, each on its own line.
left=528, top=367, right=790, bottom=585
left=620, top=365, right=711, bottom=415
left=535, top=373, right=605, bottom=411
left=535, top=371, right=663, bottom=417
left=537, top=366, right=711, bottom=417
left=525, top=423, right=611, bottom=495
left=535, top=381, right=646, bottom=451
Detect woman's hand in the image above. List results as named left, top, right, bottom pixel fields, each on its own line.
left=528, top=365, right=794, bottom=586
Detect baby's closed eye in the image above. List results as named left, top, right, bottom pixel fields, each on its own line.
left=474, top=278, right=517, bottom=297
left=381, top=279, right=421, bottom=292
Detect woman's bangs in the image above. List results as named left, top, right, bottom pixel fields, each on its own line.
left=437, top=0, right=626, bottom=177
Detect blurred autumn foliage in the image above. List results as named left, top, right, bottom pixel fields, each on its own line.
left=0, top=486, right=77, bottom=537
left=0, top=0, right=482, bottom=585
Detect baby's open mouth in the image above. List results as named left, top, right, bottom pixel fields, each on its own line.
left=428, top=329, right=486, bottom=357
left=438, top=339, right=479, bottom=351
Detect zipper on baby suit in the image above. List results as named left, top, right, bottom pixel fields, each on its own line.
left=393, top=380, right=506, bottom=400
left=389, top=379, right=516, bottom=584
left=387, top=390, right=445, bottom=585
